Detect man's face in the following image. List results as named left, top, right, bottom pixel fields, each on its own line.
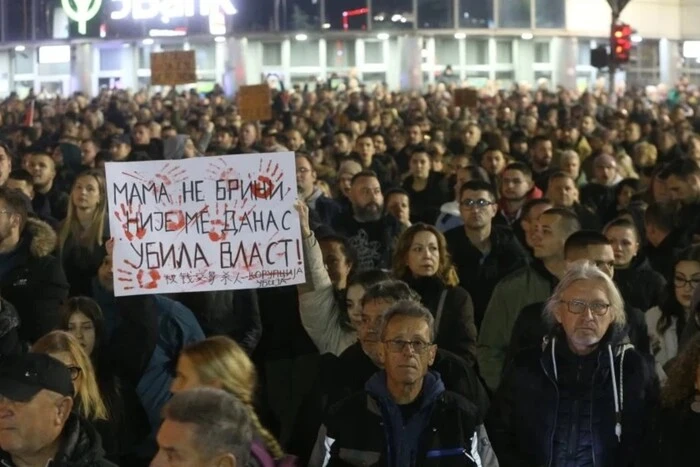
left=356, top=137, right=375, bottom=163
left=560, top=155, right=580, bottom=179
left=481, top=150, right=506, bottom=176
left=531, top=140, right=553, bottom=169
left=409, top=152, right=431, bottom=179
left=406, top=126, right=422, bottom=146
left=460, top=189, right=497, bottom=230
left=625, top=123, right=641, bottom=143
left=373, top=135, right=387, bottom=154
left=532, top=213, right=566, bottom=260
left=110, top=143, right=130, bottom=161
left=98, top=255, right=113, bottom=291
left=379, top=315, right=436, bottom=388
left=581, top=116, right=596, bottom=135
left=594, top=159, right=617, bottom=186
left=386, top=193, right=410, bottom=225
left=287, top=131, right=304, bottom=151
left=6, top=179, right=33, bottom=200
left=500, top=169, right=532, bottom=201
left=0, top=390, right=69, bottom=458
left=0, top=200, right=19, bottom=245
left=295, top=156, right=316, bottom=198
left=133, top=126, right=151, bottom=146
left=561, top=128, right=580, bottom=146
left=521, top=203, right=552, bottom=249
left=350, top=176, right=383, bottom=222
left=667, top=174, right=699, bottom=204
left=152, top=419, right=225, bottom=467
left=605, top=226, right=639, bottom=268
left=547, top=177, right=578, bottom=208
left=554, top=279, right=614, bottom=353
left=241, top=125, right=257, bottom=147
left=214, top=131, right=234, bottom=149
left=80, top=141, right=97, bottom=166
left=334, top=134, right=352, bottom=154
left=29, top=155, right=55, bottom=188
left=566, top=244, right=616, bottom=278
left=0, top=147, right=11, bottom=187
left=463, top=125, right=481, bottom=147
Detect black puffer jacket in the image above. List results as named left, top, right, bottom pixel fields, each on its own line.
left=0, top=413, right=116, bottom=466
left=613, top=256, right=666, bottom=313
left=487, top=327, right=658, bottom=467
left=0, top=218, right=69, bottom=343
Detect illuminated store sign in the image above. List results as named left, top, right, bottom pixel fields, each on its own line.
left=110, top=0, right=237, bottom=20
left=63, top=0, right=237, bottom=35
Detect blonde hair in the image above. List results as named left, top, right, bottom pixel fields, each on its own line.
left=32, top=331, right=108, bottom=421
left=58, top=170, right=107, bottom=252
left=180, top=336, right=285, bottom=459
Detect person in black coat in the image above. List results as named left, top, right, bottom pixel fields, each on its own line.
left=488, top=262, right=658, bottom=467
left=444, top=180, right=529, bottom=328
left=393, top=223, right=478, bottom=366
left=0, top=297, right=24, bottom=357
left=0, top=188, right=69, bottom=343
left=604, top=218, right=666, bottom=312
left=401, top=149, right=450, bottom=224
left=642, top=334, right=700, bottom=467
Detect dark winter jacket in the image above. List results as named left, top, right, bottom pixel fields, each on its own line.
left=403, top=276, right=478, bottom=366
left=402, top=172, right=450, bottom=225
left=59, top=222, right=110, bottom=297
left=0, top=413, right=116, bottom=467
left=642, top=400, right=700, bottom=467
left=0, top=218, right=69, bottom=343
left=487, top=327, right=658, bottom=467
left=322, top=371, right=497, bottom=467
left=613, top=256, right=666, bottom=313
left=444, top=224, right=528, bottom=328
left=33, top=183, right=69, bottom=221
left=331, top=213, right=403, bottom=270
left=0, top=298, right=24, bottom=357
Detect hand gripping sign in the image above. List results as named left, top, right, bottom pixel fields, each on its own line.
left=62, top=0, right=103, bottom=35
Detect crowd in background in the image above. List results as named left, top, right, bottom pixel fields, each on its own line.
left=0, top=76, right=700, bottom=465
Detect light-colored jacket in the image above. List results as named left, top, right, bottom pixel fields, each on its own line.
left=297, top=233, right=356, bottom=355
left=645, top=306, right=679, bottom=381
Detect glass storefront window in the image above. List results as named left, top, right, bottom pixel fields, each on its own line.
left=535, top=42, right=550, bottom=63
left=232, top=0, right=275, bottom=32
left=465, top=39, right=489, bottom=65
left=290, top=39, right=320, bottom=66
left=372, top=0, right=414, bottom=30
left=459, top=0, right=493, bottom=28
left=263, top=43, right=283, bottom=66
left=325, top=0, right=369, bottom=31
left=496, top=40, right=513, bottom=64
left=327, top=40, right=356, bottom=68
left=194, top=44, right=216, bottom=70
left=15, top=49, right=35, bottom=75
left=500, top=0, right=531, bottom=28
left=535, top=0, right=565, bottom=28
left=5, top=0, right=34, bottom=41
left=100, top=47, right=123, bottom=72
left=418, top=0, right=454, bottom=29
left=284, top=0, right=321, bottom=31
left=436, top=38, right=460, bottom=66
left=364, top=41, right=384, bottom=64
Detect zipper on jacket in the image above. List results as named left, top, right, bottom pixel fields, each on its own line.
left=541, top=355, right=560, bottom=467
left=566, top=362, right=584, bottom=458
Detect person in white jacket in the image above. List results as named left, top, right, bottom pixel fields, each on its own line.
left=295, top=202, right=389, bottom=355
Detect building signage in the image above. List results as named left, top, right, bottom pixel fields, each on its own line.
left=63, top=0, right=237, bottom=35
left=110, top=0, right=237, bottom=20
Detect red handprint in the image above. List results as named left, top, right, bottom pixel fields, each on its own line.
left=206, top=158, right=237, bottom=181
left=251, top=159, right=282, bottom=199
left=165, top=210, right=185, bottom=231
left=114, top=203, right=146, bottom=241
left=116, top=267, right=161, bottom=290
left=208, top=203, right=229, bottom=242
left=155, top=163, right=188, bottom=186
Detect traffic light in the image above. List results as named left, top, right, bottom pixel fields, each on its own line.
left=612, top=23, right=632, bottom=63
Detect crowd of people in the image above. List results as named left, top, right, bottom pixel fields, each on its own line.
left=0, top=77, right=700, bottom=465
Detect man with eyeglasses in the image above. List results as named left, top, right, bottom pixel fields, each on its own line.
left=445, top=180, right=527, bottom=329
left=487, top=261, right=657, bottom=467
left=332, top=171, right=403, bottom=270
left=318, top=300, right=497, bottom=467
left=0, top=353, right=115, bottom=467
left=508, top=230, right=650, bottom=362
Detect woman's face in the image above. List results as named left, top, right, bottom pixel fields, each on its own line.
left=674, top=260, right=700, bottom=309
left=406, top=230, right=440, bottom=278
left=345, top=285, right=365, bottom=329
left=410, top=152, right=431, bottom=179
left=49, top=351, right=81, bottom=394
left=605, top=226, right=639, bottom=268
left=171, top=355, right=207, bottom=394
left=319, top=239, right=352, bottom=289
left=71, top=176, right=101, bottom=211
left=617, top=185, right=636, bottom=209
left=67, top=312, right=96, bottom=356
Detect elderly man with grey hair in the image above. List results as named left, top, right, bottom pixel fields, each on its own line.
left=316, top=300, right=498, bottom=467
left=487, top=261, right=658, bottom=467
left=151, top=387, right=253, bottom=467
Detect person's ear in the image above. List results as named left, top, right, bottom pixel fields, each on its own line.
left=553, top=303, right=564, bottom=325
left=428, top=344, right=437, bottom=367
left=55, top=396, right=73, bottom=425
left=216, top=453, right=236, bottom=467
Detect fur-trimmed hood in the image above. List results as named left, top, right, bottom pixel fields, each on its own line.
left=23, top=217, right=57, bottom=258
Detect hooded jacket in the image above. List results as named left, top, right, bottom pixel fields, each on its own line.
left=487, top=327, right=658, bottom=467
left=0, top=218, right=69, bottom=343
left=321, top=371, right=497, bottom=467
left=0, top=413, right=116, bottom=467
left=477, top=261, right=558, bottom=390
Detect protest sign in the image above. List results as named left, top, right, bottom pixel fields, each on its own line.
left=150, top=50, right=197, bottom=86
left=105, top=152, right=304, bottom=296
left=238, top=84, right=272, bottom=121
left=454, top=88, right=478, bottom=109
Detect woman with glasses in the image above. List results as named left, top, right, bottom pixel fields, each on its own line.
left=392, top=223, right=478, bottom=366
left=487, top=261, right=658, bottom=467
left=646, top=246, right=700, bottom=380
left=57, top=169, right=109, bottom=297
